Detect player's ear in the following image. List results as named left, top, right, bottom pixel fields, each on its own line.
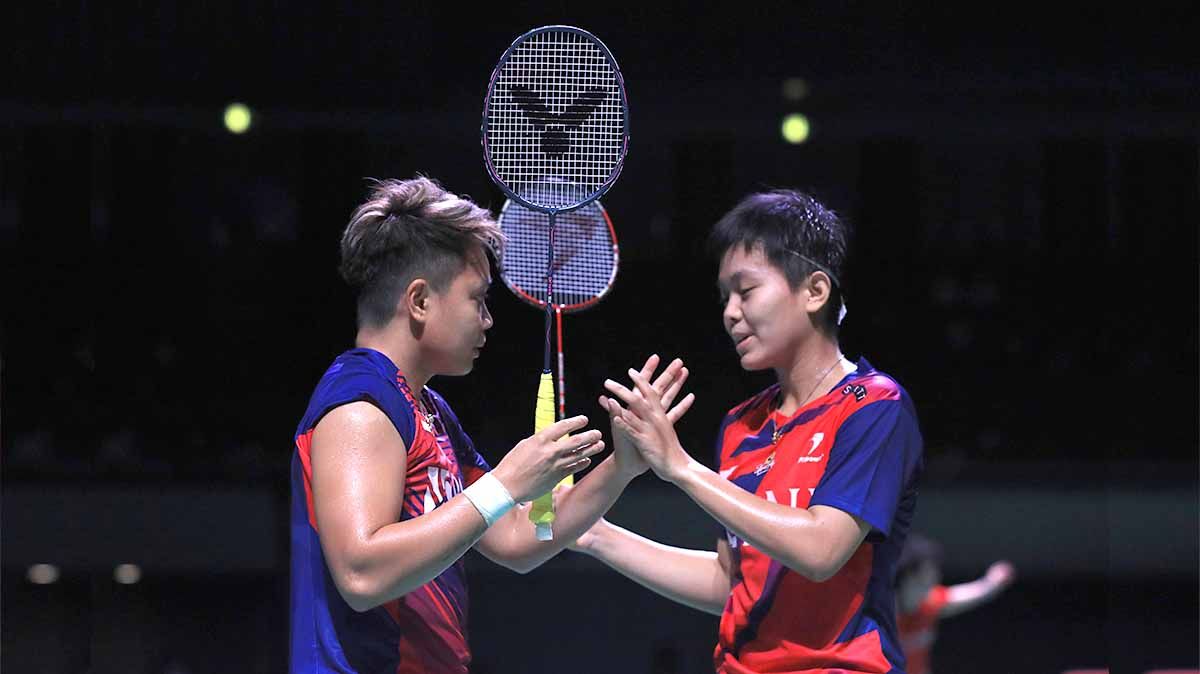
left=804, top=271, right=833, bottom=314
left=402, top=278, right=433, bottom=321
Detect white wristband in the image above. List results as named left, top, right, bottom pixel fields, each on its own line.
left=462, top=472, right=515, bottom=527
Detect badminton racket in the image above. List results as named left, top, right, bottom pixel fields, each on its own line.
left=482, top=24, right=628, bottom=539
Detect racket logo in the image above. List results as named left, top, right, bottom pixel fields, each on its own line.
left=511, top=85, right=608, bottom=157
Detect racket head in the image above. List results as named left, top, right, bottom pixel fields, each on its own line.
left=482, top=25, right=629, bottom=213
left=497, top=197, right=619, bottom=313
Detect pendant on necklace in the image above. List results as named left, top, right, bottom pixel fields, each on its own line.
left=754, top=451, right=776, bottom=476
left=772, top=427, right=783, bottom=444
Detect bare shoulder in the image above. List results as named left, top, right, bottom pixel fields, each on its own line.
left=312, top=401, right=405, bottom=457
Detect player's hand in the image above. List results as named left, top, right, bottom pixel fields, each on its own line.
left=601, top=368, right=695, bottom=484
left=491, top=415, right=605, bottom=503
left=603, top=354, right=695, bottom=481
left=986, top=560, right=1015, bottom=588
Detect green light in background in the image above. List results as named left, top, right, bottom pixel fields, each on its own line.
left=224, top=102, right=253, bottom=134
left=781, top=113, right=811, bottom=144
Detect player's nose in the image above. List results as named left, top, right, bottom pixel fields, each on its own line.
left=722, top=295, right=741, bottom=328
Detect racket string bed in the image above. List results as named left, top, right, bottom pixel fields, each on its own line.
left=500, top=203, right=617, bottom=309
left=485, top=28, right=626, bottom=211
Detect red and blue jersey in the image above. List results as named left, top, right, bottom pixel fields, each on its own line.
left=713, top=358, right=923, bottom=674
left=290, top=348, right=491, bottom=674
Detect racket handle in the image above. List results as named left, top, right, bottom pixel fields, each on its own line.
left=530, top=371, right=558, bottom=540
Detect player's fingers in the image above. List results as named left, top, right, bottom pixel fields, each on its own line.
left=610, top=408, right=644, bottom=436
left=599, top=395, right=623, bottom=418
left=627, top=370, right=663, bottom=412
left=666, top=392, right=696, bottom=424
left=562, top=455, right=592, bottom=474
left=638, top=354, right=661, bottom=382
left=556, top=429, right=603, bottom=455
left=603, top=378, right=639, bottom=407
left=542, top=414, right=589, bottom=441
left=603, top=397, right=636, bottom=428
left=651, top=357, right=684, bottom=392
left=575, top=439, right=605, bottom=459
left=660, top=366, right=689, bottom=409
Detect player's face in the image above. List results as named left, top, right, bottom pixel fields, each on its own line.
left=718, top=245, right=814, bottom=371
left=425, top=246, right=494, bottom=376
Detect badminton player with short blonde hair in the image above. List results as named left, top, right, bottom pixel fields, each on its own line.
left=288, top=176, right=690, bottom=673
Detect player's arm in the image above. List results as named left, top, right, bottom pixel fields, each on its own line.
left=475, top=355, right=696, bottom=572
left=658, top=462, right=870, bottom=582
left=604, top=372, right=872, bottom=582
left=312, top=402, right=599, bottom=611
left=473, top=455, right=640, bottom=573
left=311, top=402, right=487, bottom=611
left=940, top=561, right=1015, bottom=618
left=568, top=519, right=732, bottom=615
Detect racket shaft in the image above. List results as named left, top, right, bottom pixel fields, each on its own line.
left=556, top=307, right=566, bottom=420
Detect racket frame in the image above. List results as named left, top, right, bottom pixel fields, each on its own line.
left=496, top=198, right=620, bottom=315
left=481, top=24, right=630, bottom=215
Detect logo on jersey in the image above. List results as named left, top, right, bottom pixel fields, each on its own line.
left=842, top=383, right=867, bottom=401
left=764, top=487, right=814, bottom=508
left=797, top=432, right=825, bottom=463
left=422, top=466, right=464, bottom=514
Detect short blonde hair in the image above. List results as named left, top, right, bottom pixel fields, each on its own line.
left=340, top=176, right=504, bottom=328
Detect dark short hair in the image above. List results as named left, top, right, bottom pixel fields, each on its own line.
left=339, top=176, right=504, bottom=328
left=707, top=189, right=849, bottom=333
left=895, top=532, right=944, bottom=586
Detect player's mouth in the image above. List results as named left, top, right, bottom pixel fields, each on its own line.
left=733, top=334, right=753, bottom=353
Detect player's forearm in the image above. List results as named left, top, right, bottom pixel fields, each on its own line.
left=581, top=519, right=728, bottom=615
left=488, top=456, right=636, bottom=572
left=671, top=458, right=849, bottom=582
left=335, top=495, right=488, bottom=611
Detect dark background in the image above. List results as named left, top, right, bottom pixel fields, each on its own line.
left=2, top=3, right=1197, bottom=673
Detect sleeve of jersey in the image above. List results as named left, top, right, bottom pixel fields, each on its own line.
left=807, top=399, right=922, bottom=537
left=312, top=371, right=416, bottom=450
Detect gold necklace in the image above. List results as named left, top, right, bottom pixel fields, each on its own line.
left=771, top=356, right=844, bottom=444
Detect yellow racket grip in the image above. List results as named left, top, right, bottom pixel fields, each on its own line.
left=530, top=371, right=562, bottom=540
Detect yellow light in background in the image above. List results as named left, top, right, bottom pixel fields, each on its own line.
left=28, top=564, right=59, bottom=585
left=114, top=563, right=142, bottom=585
left=781, top=114, right=811, bottom=144
left=782, top=77, right=809, bottom=101
left=224, top=103, right=253, bottom=134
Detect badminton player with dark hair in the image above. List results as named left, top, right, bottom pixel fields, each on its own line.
left=289, top=176, right=692, bottom=674
left=573, top=189, right=925, bottom=673
left=895, top=533, right=1016, bottom=674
